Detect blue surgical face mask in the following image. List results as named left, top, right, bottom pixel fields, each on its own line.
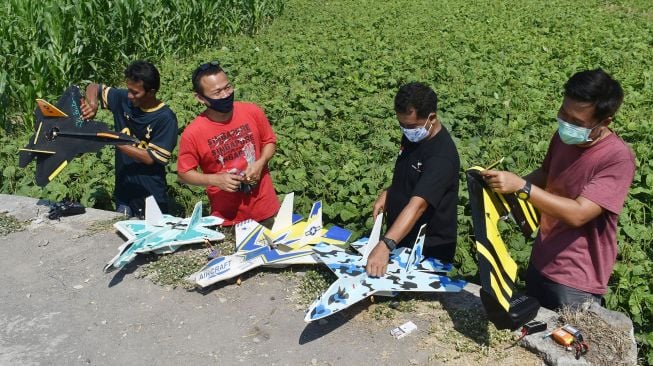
left=557, top=117, right=599, bottom=145
left=401, top=117, right=432, bottom=143
left=204, top=92, right=234, bottom=113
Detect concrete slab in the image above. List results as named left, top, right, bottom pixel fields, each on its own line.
left=0, top=194, right=544, bottom=366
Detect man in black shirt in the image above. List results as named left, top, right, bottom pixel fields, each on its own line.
left=366, top=82, right=460, bottom=277
left=81, top=61, right=178, bottom=216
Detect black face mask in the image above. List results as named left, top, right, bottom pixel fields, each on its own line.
left=204, top=92, right=234, bottom=113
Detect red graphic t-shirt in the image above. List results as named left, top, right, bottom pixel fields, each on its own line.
left=531, top=131, right=635, bottom=294
left=177, top=102, right=280, bottom=225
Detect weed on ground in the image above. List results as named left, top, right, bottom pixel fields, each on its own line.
left=0, top=212, right=26, bottom=236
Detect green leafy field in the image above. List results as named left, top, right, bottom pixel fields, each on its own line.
left=1, top=0, right=652, bottom=362
left=0, top=0, right=283, bottom=131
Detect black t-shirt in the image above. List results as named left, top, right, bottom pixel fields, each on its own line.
left=385, top=126, right=459, bottom=262
left=101, top=86, right=178, bottom=214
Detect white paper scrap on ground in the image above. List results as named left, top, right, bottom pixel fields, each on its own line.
left=390, top=321, right=417, bottom=339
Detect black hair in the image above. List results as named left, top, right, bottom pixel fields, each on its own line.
left=124, top=60, right=160, bottom=92
left=564, top=69, right=624, bottom=121
left=191, top=62, right=225, bottom=95
left=394, top=82, right=438, bottom=118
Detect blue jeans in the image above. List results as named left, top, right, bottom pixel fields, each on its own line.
left=525, top=263, right=602, bottom=311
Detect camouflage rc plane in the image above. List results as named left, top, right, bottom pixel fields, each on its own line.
left=305, top=214, right=467, bottom=322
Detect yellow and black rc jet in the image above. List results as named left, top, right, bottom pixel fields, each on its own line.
left=466, top=160, right=540, bottom=329
left=19, top=85, right=138, bottom=186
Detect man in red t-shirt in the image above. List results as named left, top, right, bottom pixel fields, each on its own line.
left=177, top=61, right=280, bottom=226
left=481, top=69, right=635, bottom=310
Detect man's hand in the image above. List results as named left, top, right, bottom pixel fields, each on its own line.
left=480, top=170, right=526, bottom=194
left=209, top=172, right=244, bottom=192
left=81, top=99, right=99, bottom=120
left=82, top=84, right=100, bottom=120
left=243, top=160, right=264, bottom=184
left=365, top=242, right=390, bottom=277
left=373, top=190, right=388, bottom=218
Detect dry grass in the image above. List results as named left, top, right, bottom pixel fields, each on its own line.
left=558, top=306, right=633, bottom=366
left=0, top=212, right=26, bottom=236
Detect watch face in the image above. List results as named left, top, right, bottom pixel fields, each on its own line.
left=518, top=191, right=528, bottom=200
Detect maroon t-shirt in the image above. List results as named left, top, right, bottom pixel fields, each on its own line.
left=531, top=131, right=635, bottom=294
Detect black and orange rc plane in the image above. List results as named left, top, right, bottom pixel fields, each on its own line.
left=19, top=85, right=138, bottom=186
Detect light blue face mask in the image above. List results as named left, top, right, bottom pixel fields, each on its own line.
left=401, top=118, right=432, bottom=143
left=557, top=117, right=598, bottom=145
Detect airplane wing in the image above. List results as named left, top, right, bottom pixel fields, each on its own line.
left=311, top=243, right=366, bottom=277
left=363, top=270, right=466, bottom=294
left=19, top=85, right=139, bottom=186
left=113, top=220, right=155, bottom=241
left=104, top=229, right=163, bottom=272
left=235, top=219, right=270, bottom=252
left=305, top=275, right=373, bottom=322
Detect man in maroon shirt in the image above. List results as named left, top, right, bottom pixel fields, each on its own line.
left=482, top=69, right=635, bottom=310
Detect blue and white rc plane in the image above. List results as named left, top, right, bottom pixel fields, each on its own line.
left=188, top=193, right=351, bottom=288
left=305, top=214, right=467, bottom=322
left=104, top=196, right=225, bottom=272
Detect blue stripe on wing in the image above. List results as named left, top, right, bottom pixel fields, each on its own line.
left=243, top=245, right=312, bottom=264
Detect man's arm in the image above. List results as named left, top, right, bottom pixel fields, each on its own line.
left=481, top=170, right=603, bottom=227
left=117, top=145, right=155, bottom=165
left=372, top=190, right=388, bottom=219
left=365, top=196, right=429, bottom=277
left=178, top=169, right=244, bottom=193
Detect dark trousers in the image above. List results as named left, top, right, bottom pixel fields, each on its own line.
left=525, top=263, right=602, bottom=311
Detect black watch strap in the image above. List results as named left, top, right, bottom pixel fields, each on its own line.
left=381, top=236, right=397, bottom=251
left=517, top=181, right=532, bottom=200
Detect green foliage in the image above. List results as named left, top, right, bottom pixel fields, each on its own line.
left=0, top=0, right=284, bottom=132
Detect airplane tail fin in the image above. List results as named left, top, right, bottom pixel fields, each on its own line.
left=271, top=192, right=294, bottom=233
left=406, top=224, right=427, bottom=271
left=183, top=201, right=203, bottom=234
left=360, top=213, right=383, bottom=264
left=294, top=200, right=323, bottom=247
left=144, top=196, right=164, bottom=225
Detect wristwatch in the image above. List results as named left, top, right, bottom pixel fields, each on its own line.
left=517, top=181, right=532, bottom=200
left=381, top=236, right=397, bottom=251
